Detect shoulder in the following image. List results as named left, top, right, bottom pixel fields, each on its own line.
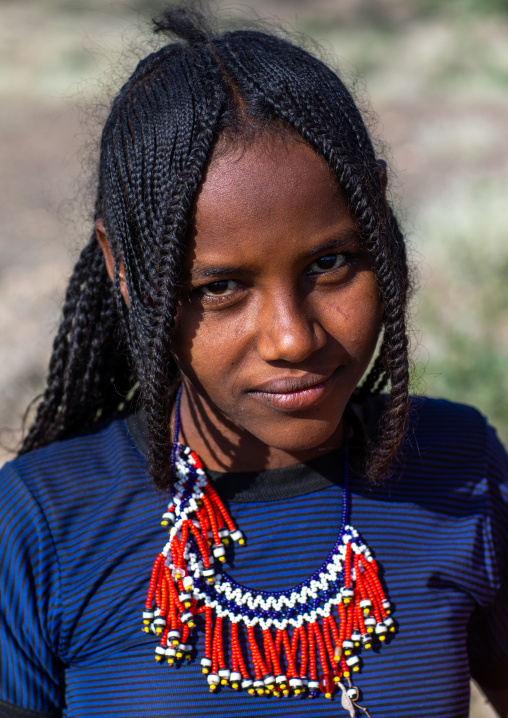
left=406, top=396, right=490, bottom=454
left=360, top=394, right=507, bottom=495
left=408, top=395, right=487, bottom=432
left=360, top=394, right=493, bottom=467
left=397, top=397, right=507, bottom=500
left=0, top=414, right=147, bottom=522
left=2, top=413, right=141, bottom=473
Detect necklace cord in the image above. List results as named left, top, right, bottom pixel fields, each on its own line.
left=144, top=386, right=395, bottom=710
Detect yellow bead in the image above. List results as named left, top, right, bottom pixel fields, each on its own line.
left=238, top=538, right=245, bottom=545
left=379, top=635, right=386, bottom=642
left=353, top=666, right=360, bottom=673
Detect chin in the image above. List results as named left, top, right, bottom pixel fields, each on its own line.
left=253, top=417, right=342, bottom=455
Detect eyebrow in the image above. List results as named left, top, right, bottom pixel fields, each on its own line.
left=190, top=233, right=360, bottom=281
left=191, top=265, right=246, bottom=281
left=303, top=234, right=359, bottom=258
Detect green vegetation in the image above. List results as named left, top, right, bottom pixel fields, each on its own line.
left=0, top=0, right=506, bottom=450
left=414, top=178, right=508, bottom=443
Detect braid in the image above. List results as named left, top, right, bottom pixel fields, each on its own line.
left=20, top=238, right=130, bottom=453
left=143, top=48, right=227, bottom=489
left=23, top=7, right=412, bottom=485
left=211, top=32, right=410, bottom=480
left=357, top=341, right=389, bottom=399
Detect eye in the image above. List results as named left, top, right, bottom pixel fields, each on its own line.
left=200, top=279, right=238, bottom=297
left=308, top=253, right=347, bottom=274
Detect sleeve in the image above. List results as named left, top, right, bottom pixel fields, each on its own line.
left=0, top=462, right=64, bottom=716
left=467, top=425, right=508, bottom=690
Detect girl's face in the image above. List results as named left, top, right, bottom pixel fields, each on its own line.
left=171, top=135, right=382, bottom=470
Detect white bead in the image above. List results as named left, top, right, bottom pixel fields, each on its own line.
left=213, top=544, right=226, bottom=559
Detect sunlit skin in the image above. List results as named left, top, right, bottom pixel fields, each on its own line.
left=96, top=134, right=508, bottom=717
left=169, top=136, right=384, bottom=471
left=97, top=134, right=385, bottom=472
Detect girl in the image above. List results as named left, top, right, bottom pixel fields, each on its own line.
left=1, top=6, right=507, bottom=718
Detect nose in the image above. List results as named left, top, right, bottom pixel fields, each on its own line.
left=256, top=290, right=327, bottom=363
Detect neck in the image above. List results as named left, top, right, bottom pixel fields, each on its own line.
left=174, top=382, right=345, bottom=473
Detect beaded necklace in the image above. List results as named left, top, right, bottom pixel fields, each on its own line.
left=143, top=387, right=396, bottom=716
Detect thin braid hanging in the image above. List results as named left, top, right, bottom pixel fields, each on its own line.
left=143, top=388, right=396, bottom=715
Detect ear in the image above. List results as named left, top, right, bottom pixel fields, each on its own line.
left=376, top=159, right=388, bottom=195
left=95, top=219, right=130, bottom=308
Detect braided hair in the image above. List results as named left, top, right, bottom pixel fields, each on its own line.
left=20, top=6, right=411, bottom=486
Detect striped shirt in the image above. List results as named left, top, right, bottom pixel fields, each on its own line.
left=1, top=397, right=507, bottom=717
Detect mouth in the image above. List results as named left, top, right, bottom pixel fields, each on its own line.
left=247, top=369, right=340, bottom=412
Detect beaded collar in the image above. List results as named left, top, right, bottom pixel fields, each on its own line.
left=142, top=387, right=396, bottom=716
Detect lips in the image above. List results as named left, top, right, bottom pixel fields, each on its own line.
left=247, top=369, right=340, bottom=412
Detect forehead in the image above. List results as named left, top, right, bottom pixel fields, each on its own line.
left=189, top=136, right=355, bottom=266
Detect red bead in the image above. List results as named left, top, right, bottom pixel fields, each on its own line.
left=319, top=673, right=334, bottom=698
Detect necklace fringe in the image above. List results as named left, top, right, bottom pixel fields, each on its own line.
left=143, top=392, right=395, bottom=713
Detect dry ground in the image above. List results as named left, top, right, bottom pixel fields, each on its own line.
left=0, top=2, right=507, bottom=715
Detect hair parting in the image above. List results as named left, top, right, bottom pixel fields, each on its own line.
left=21, top=5, right=411, bottom=485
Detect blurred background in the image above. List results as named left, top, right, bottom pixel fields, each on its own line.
left=0, top=1, right=506, bottom=714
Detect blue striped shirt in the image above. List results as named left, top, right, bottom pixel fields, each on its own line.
left=1, top=397, right=507, bottom=717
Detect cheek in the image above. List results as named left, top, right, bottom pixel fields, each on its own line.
left=171, top=306, right=245, bottom=390
left=327, top=273, right=382, bottom=359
